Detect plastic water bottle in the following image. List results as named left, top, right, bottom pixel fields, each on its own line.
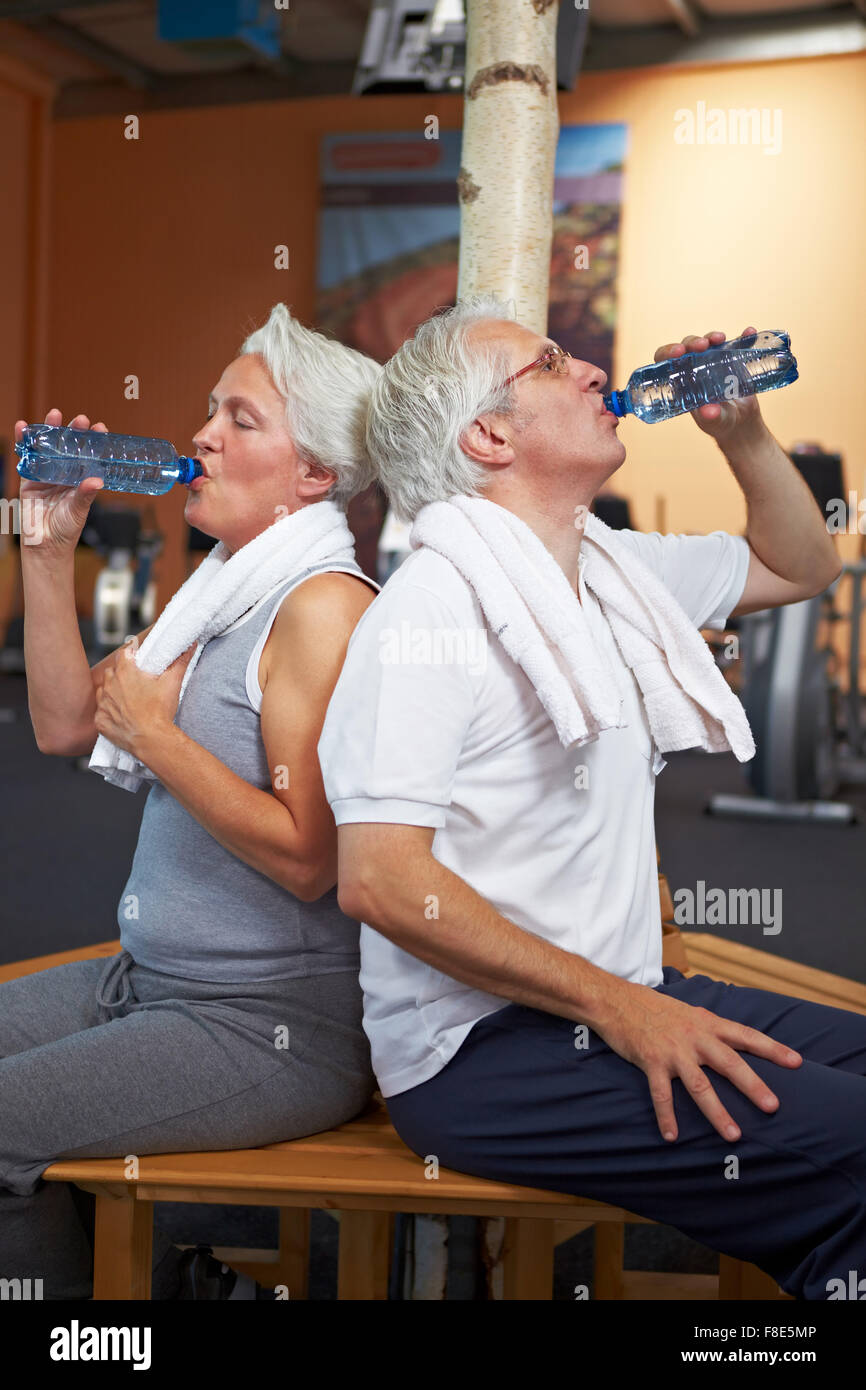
left=15, top=424, right=203, bottom=495
left=603, top=329, right=798, bottom=423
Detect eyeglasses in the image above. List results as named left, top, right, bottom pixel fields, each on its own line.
left=503, top=343, right=572, bottom=387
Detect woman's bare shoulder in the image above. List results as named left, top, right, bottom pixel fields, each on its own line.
left=260, top=571, right=377, bottom=684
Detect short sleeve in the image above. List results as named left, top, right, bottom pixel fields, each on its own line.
left=318, top=580, right=477, bottom=828
left=613, top=528, right=751, bottom=632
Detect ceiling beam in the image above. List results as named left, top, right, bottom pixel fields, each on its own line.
left=9, top=3, right=304, bottom=90
left=0, top=43, right=56, bottom=95
left=54, top=61, right=360, bottom=118
left=582, top=8, right=865, bottom=71
left=17, top=14, right=159, bottom=88
left=0, top=0, right=128, bottom=17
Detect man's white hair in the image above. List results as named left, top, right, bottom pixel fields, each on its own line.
left=365, top=294, right=522, bottom=522
left=240, top=303, right=382, bottom=509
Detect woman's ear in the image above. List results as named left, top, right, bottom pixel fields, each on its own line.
left=460, top=414, right=516, bottom=468
left=296, top=459, right=339, bottom=499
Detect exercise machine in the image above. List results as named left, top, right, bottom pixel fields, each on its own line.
left=68, top=505, right=163, bottom=772
left=80, top=504, right=161, bottom=662
left=708, top=446, right=866, bottom=823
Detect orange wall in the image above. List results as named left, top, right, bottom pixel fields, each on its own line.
left=580, top=53, right=866, bottom=552
left=0, top=55, right=53, bottom=633
left=7, top=49, right=865, bottom=605
left=0, top=82, right=34, bottom=446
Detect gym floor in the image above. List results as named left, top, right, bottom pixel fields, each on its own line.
left=2, top=668, right=864, bottom=1296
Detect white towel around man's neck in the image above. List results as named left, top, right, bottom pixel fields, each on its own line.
left=88, top=497, right=357, bottom=792
left=409, top=495, right=755, bottom=762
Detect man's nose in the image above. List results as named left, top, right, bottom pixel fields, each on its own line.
left=570, top=358, right=608, bottom=393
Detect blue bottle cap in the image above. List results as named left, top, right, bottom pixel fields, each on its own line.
left=177, top=457, right=203, bottom=484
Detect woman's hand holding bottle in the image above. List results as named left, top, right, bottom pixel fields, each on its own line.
left=15, top=408, right=105, bottom=555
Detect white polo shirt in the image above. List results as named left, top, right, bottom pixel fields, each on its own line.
left=319, top=527, right=750, bottom=1098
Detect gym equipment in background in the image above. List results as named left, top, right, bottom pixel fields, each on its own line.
left=376, top=506, right=411, bottom=585
left=353, top=1, right=589, bottom=97
left=0, top=563, right=26, bottom=676
left=82, top=504, right=161, bottom=661
left=0, top=503, right=163, bottom=677
left=592, top=492, right=634, bottom=530
left=708, top=446, right=866, bottom=823
left=67, top=505, right=163, bottom=773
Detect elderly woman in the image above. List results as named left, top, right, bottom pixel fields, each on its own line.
left=6, top=304, right=381, bottom=1299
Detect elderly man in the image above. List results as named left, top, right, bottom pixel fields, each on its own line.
left=318, top=295, right=865, bottom=1301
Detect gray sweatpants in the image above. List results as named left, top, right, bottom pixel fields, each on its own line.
left=0, top=948, right=376, bottom=1298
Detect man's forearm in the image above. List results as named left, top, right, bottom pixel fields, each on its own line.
left=348, top=844, right=627, bottom=1030
left=720, top=420, right=840, bottom=589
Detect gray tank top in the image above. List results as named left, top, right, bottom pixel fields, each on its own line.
left=118, top=560, right=379, bottom=983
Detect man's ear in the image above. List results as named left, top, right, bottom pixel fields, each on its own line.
left=460, top=414, right=516, bottom=469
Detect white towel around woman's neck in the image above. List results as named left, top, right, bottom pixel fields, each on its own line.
left=409, top=495, right=755, bottom=762
left=88, top=497, right=357, bottom=792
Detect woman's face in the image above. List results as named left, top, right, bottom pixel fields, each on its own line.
left=185, top=353, right=335, bottom=552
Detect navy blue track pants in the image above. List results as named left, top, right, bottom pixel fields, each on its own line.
left=385, top=967, right=866, bottom=1301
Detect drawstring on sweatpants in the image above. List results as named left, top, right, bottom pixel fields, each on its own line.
left=95, top=949, right=135, bottom=1023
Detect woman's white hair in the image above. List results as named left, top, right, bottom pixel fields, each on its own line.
left=365, top=293, right=520, bottom=523
left=240, top=303, right=382, bottom=509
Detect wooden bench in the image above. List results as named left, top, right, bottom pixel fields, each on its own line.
left=7, top=866, right=864, bottom=1300
left=36, top=1089, right=783, bottom=1302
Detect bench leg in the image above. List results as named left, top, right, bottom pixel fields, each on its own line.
left=718, top=1254, right=786, bottom=1300
left=593, top=1221, right=625, bottom=1300
left=92, top=1191, right=153, bottom=1300
left=276, top=1208, right=309, bottom=1298
left=501, top=1218, right=554, bottom=1299
left=337, top=1211, right=392, bottom=1299
left=216, top=1209, right=311, bottom=1297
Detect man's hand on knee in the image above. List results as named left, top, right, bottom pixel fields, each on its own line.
left=589, top=979, right=803, bottom=1144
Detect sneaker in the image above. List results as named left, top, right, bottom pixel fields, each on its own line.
left=174, top=1244, right=276, bottom=1300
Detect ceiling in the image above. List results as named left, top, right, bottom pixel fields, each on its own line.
left=0, top=0, right=862, bottom=116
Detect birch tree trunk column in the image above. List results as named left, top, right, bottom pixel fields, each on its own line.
left=457, top=0, right=561, bottom=334
left=407, top=0, right=562, bottom=1306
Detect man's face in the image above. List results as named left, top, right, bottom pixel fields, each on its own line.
left=471, top=319, right=626, bottom=499
left=185, top=354, right=315, bottom=552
